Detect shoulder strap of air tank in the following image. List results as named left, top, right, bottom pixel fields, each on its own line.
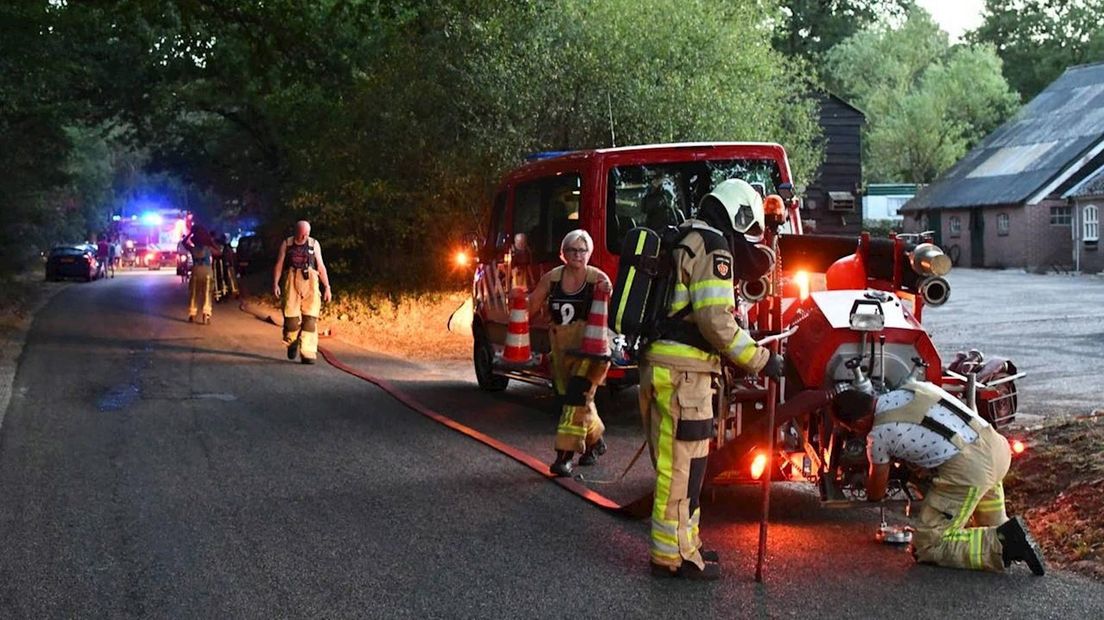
left=548, top=265, right=565, bottom=283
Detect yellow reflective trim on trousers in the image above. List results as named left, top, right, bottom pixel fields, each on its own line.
left=970, top=528, right=984, bottom=569
left=652, top=366, right=677, bottom=522
left=649, top=341, right=719, bottom=362
left=942, top=486, right=979, bottom=541
left=652, top=527, right=679, bottom=548
left=613, top=232, right=648, bottom=332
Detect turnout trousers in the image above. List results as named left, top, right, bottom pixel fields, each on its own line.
left=639, top=362, right=714, bottom=570
left=281, top=267, right=322, bottom=360
left=913, top=425, right=1012, bottom=571
left=550, top=348, right=607, bottom=453
left=188, top=264, right=214, bottom=318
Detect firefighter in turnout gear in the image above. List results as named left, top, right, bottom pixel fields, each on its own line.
left=185, top=225, right=222, bottom=324
left=273, top=221, right=333, bottom=364
left=641, top=179, right=784, bottom=580
left=529, top=230, right=613, bottom=477
left=831, top=382, right=1046, bottom=575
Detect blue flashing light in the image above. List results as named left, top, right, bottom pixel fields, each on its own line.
left=111, top=215, right=121, bottom=222
left=141, top=212, right=163, bottom=226
left=525, top=150, right=574, bottom=162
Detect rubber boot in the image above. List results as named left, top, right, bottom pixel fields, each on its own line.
left=650, top=561, right=722, bottom=581
left=287, top=338, right=300, bottom=360
left=998, top=516, right=1046, bottom=576
left=550, top=451, right=575, bottom=477
left=577, top=437, right=607, bottom=466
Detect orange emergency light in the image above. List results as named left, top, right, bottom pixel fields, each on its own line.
left=750, top=452, right=769, bottom=480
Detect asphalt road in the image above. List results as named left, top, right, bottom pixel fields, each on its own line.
left=924, top=269, right=1104, bottom=417
left=0, top=271, right=1102, bottom=618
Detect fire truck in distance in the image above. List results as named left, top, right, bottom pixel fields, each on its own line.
left=467, top=142, right=1022, bottom=503
left=116, top=209, right=190, bottom=269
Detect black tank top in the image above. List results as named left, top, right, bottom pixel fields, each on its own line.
left=549, top=275, right=593, bottom=325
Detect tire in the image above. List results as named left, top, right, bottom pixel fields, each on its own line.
left=473, top=326, right=509, bottom=392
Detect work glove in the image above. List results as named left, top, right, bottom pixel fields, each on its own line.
left=761, top=352, right=785, bottom=379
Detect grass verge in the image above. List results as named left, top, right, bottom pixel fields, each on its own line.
left=1005, top=413, right=1104, bottom=580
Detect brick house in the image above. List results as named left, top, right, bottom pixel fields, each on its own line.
left=901, top=62, right=1104, bottom=274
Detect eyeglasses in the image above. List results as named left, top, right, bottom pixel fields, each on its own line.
left=564, top=247, right=589, bottom=255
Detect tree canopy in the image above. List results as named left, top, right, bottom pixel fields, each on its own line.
left=825, top=8, right=1019, bottom=183
left=968, top=0, right=1104, bottom=100
left=1, top=0, right=824, bottom=286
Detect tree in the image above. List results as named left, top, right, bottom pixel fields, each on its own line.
left=826, top=8, right=1019, bottom=183
left=968, top=0, right=1104, bottom=100
left=772, top=0, right=914, bottom=68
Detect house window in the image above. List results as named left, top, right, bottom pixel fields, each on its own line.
left=997, top=212, right=1010, bottom=236
left=885, top=196, right=909, bottom=217
left=1085, top=205, right=1100, bottom=243
left=1050, top=205, right=1072, bottom=225
left=949, top=215, right=961, bottom=237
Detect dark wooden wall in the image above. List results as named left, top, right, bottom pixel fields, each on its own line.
left=803, top=93, right=865, bottom=235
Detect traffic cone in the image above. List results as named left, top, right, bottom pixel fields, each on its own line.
left=575, top=285, right=611, bottom=360
left=502, top=288, right=534, bottom=365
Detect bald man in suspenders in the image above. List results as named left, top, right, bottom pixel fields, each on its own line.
left=273, top=221, right=333, bottom=364
left=831, top=380, right=1045, bottom=575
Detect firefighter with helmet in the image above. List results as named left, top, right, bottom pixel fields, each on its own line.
left=642, top=178, right=783, bottom=580
left=830, top=381, right=1046, bottom=575
left=273, top=220, right=333, bottom=364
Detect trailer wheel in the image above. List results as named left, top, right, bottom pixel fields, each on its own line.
left=473, top=326, right=509, bottom=392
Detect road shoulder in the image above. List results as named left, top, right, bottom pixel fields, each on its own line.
left=0, top=278, right=68, bottom=430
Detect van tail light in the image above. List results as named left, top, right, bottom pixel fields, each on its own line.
left=1010, top=439, right=1026, bottom=456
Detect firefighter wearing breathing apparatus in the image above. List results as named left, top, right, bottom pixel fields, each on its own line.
left=831, top=381, right=1045, bottom=576
left=641, top=178, right=784, bottom=580
left=528, top=230, right=613, bottom=477
left=273, top=220, right=333, bottom=364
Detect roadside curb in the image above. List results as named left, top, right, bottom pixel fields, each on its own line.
left=0, top=282, right=69, bottom=432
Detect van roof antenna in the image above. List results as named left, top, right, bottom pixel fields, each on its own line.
left=607, top=93, right=617, bottom=148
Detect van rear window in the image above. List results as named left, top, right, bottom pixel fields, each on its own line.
left=605, top=159, right=781, bottom=254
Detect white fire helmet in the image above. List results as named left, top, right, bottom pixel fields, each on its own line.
left=703, top=178, right=765, bottom=236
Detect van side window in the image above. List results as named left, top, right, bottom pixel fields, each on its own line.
left=512, top=174, right=582, bottom=263
left=489, top=191, right=508, bottom=252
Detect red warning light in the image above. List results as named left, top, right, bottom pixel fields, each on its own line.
left=1011, top=439, right=1026, bottom=455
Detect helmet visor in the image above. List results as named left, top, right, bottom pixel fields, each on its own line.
left=733, top=203, right=756, bottom=232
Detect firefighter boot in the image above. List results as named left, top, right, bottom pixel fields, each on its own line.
left=998, top=517, right=1046, bottom=576
left=650, top=560, right=721, bottom=581
left=287, top=338, right=300, bottom=360
left=550, top=451, right=575, bottom=477
left=577, top=437, right=607, bottom=466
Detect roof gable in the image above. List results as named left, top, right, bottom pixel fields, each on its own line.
left=906, top=62, right=1104, bottom=211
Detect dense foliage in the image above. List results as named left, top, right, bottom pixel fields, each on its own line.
left=825, top=8, right=1019, bottom=183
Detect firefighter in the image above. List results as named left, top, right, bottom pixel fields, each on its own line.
left=641, top=178, right=783, bottom=580
left=273, top=220, right=332, bottom=364
left=528, top=230, right=613, bottom=477
left=185, top=225, right=221, bottom=324
left=830, top=381, right=1045, bottom=575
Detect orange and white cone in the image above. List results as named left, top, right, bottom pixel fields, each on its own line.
left=502, top=288, right=534, bottom=365
left=574, top=285, right=611, bottom=360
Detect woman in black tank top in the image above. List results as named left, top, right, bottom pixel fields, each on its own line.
left=527, top=230, right=613, bottom=477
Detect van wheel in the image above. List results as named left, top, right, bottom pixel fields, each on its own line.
left=473, top=327, right=509, bottom=392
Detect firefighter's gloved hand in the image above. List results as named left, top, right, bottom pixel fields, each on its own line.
left=761, top=352, right=785, bottom=379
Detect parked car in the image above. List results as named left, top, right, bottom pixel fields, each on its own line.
left=45, top=246, right=99, bottom=282
left=234, top=234, right=271, bottom=275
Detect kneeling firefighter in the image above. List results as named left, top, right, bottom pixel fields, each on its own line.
left=528, top=230, right=614, bottom=477
left=641, top=178, right=783, bottom=580
left=273, top=220, right=333, bottom=364
left=831, top=381, right=1045, bottom=575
